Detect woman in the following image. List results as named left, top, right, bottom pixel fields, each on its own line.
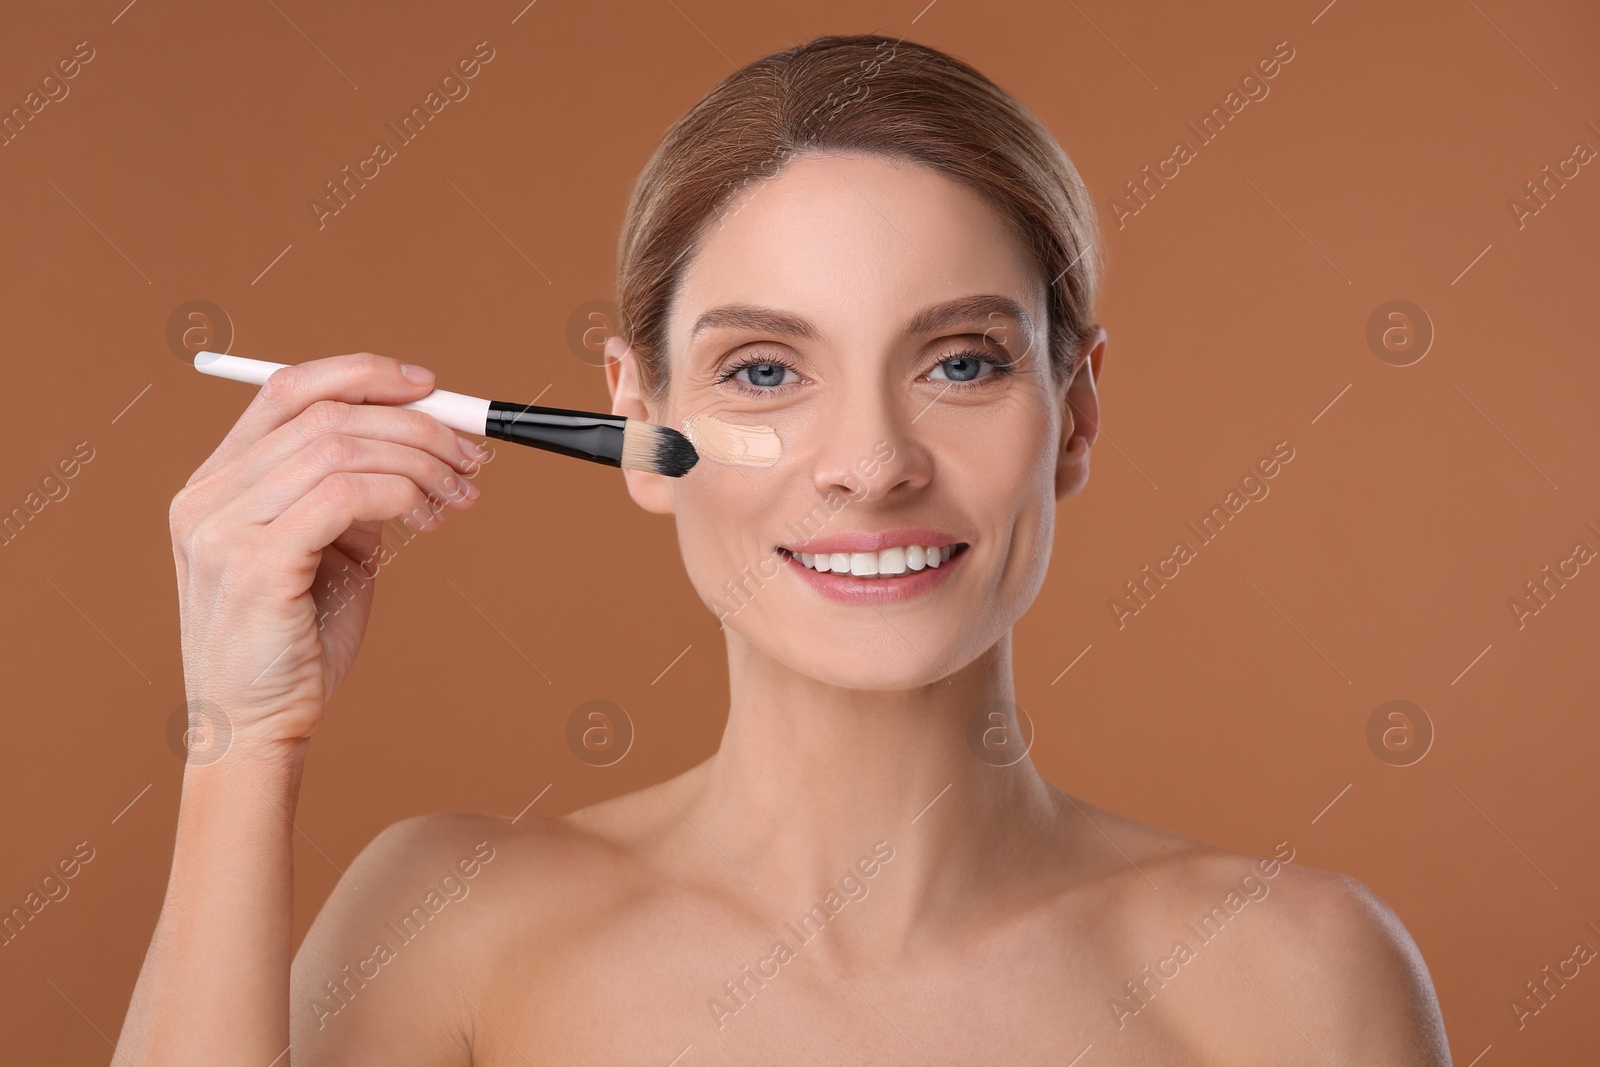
left=119, top=33, right=1451, bottom=1065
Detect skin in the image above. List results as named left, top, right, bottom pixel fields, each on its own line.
left=118, top=152, right=1452, bottom=1066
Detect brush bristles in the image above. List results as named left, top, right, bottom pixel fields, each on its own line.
left=620, top=420, right=700, bottom=477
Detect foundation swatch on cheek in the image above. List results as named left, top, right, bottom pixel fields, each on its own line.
left=682, top=413, right=783, bottom=468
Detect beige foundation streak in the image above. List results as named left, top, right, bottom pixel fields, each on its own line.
left=682, top=413, right=783, bottom=468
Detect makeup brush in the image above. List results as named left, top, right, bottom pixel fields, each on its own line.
left=192, top=351, right=699, bottom=478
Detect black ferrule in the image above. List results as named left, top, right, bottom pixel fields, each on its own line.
left=484, top=401, right=625, bottom=468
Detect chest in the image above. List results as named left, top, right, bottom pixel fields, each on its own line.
left=464, top=903, right=1211, bottom=1066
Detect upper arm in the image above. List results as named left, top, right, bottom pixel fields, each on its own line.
left=1318, top=872, right=1451, bottom=1064
left=1245, top=866, right=1452, bottom=1065
left=289, top=813, right=503, bottom=1067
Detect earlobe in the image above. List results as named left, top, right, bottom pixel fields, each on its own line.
left=1055, top=433, right=1091, bottom=502
left=605, top=334, right=677, bottom=517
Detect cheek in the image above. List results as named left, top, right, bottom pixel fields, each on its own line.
left=934, top=402, right=1058, bottom=589
left=929, top=396, right=1057, bottom=506
left=671, top=464, right=784, bottom=597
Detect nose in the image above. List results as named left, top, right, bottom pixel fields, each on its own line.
left=809, top=382, right=931, bottom=503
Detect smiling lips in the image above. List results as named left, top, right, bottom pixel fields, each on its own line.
left=779, top=542, right=964, bottom=578
left=775, top=529, right=970, bottom=594
left=775, top=541, right=970, bottom=604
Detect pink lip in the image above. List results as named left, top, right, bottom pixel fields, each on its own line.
left=778, top=542, right=970, bottom=605
left=777, top=528, right=965, bottom=555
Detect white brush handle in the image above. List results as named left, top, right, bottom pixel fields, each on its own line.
left=193, top=351, right=491, bottom=435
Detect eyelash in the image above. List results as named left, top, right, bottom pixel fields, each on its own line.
left=715, top=349, right=1015, bottom=396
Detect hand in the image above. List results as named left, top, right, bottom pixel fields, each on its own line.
left=168, top=352, right=485, bottom=754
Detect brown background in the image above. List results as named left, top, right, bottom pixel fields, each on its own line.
left=2, top=0, right=1597, bottom=1061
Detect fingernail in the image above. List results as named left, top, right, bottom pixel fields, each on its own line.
left=400, top=362, right=434, bottom=383
left=459, top=436, right=486, bottom=458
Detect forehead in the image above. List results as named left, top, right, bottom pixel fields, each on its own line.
left=670, top=152, right=1043, bottom=347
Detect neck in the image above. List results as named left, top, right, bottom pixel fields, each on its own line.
left=672, top=627, right=1066, bottom=957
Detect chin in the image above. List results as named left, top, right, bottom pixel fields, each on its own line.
left=806, top=652, right=966, bottom=694
left=782, top=649, right=964, bottom=692
left=731, top=602, right=991, bottom=689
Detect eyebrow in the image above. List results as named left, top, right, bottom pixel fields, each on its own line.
left=688, top=294, right=1035, bottom=346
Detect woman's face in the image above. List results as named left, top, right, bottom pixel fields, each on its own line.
left=608, top=150, right=1100, bottom=690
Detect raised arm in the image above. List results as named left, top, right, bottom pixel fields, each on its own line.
left=114, top=353, right=486, bottom=1065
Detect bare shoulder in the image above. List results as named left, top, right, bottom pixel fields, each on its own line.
left=333, top=806, right=648, bottom=934
left=1214, top=856, right=1452, bottom=1065
left=287, top=812, right=507, bottom=1065
left=289, top=809, right=631, bottom=1065
left=1062, top=800, right=1450, bottom=1065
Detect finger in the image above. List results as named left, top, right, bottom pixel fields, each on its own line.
left=188, top=352, right=440, bottom=487
left=226, top=434, right=477, bottom=526
left=183, top=401, right=483, bottom=517
left=263, top=473, right=454, bottom=587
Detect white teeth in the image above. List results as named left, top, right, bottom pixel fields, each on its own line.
left=788, top=543, right=960, bottom=577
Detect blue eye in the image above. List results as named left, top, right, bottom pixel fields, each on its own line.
left=714, top=348, right=1014, bottom=395
left=719, top=359, right=799, bottom=391
left=929, top=350, right=1008, bottom=384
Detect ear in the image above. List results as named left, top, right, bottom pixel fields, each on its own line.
left=1055, top=324, right=1106, bottom=502
left=604, top=334, right=677, bottom=516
